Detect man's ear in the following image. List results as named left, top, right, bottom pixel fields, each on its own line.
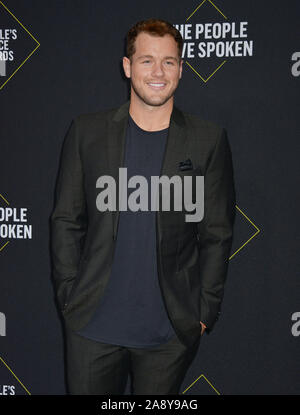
left=123, top=56, right=131, bottom=79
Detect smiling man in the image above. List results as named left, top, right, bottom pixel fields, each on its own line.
left=51, top=18, right=236, bottom=395
left=124, top=31, right=182, bottom=110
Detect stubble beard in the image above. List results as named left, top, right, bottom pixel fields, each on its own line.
left=130, top=79, right=179, bottom=107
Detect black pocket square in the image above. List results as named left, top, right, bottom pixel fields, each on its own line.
left=179, top=158, right=193, bottom=171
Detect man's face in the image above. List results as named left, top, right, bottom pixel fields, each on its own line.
left=123, top=32, right=183, bottom=108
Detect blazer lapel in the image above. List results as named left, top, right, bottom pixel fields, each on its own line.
left=156, top=104, right=187, bottom=278
left=160, top=104, right=187, bottom=177
left=160, top=104, right=188, bottom=214
left=107, top=101, right=129, bottom=239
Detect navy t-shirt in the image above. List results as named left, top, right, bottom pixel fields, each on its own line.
left=77, top=114, right=176, bottom=347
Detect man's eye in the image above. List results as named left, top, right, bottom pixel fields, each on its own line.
left=142, top=60, right=151, bottom=63
left=166, top=61, right=174, bottom=65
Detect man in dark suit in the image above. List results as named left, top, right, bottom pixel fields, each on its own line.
left=50, top=18, right=235, bottom=395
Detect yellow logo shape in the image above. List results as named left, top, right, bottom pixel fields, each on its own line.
left=0, top=1, right=40, bottom=90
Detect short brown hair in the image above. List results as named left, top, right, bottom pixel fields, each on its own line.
left=126, top=18, right=183, bottom=60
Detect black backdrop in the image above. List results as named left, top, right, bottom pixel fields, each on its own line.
left=0, top=0, right=299, bottom=395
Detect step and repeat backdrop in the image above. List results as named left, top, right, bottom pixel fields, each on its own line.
left=0, top=0, right=299, bottom=395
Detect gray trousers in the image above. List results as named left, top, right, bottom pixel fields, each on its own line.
left=64, top=327, right=201, bottom=395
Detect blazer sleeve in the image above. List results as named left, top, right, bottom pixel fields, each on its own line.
left=50, top=117, right=87, bottom=310
left=197, top=128, right=236, bottom=333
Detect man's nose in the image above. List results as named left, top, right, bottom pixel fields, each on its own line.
left=151, top=61, right=164, bottom=77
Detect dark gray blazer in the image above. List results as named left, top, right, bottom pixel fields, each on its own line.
left=50, top=101, right=236, bottom=348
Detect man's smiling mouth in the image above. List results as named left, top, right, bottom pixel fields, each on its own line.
left=147, top=82, right=166, bottom=89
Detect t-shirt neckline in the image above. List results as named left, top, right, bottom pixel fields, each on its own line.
left=128, top=114, right=169, bottom=134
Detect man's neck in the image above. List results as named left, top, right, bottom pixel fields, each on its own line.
left=129, top=96, right=173, bottom=132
